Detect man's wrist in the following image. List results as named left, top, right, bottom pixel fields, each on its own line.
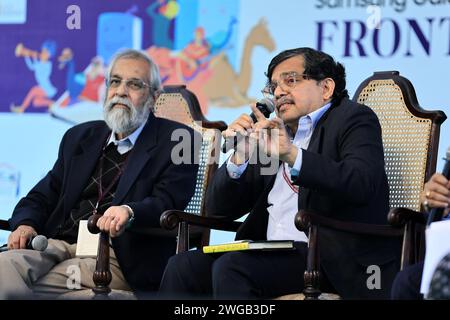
left=283, top=144, right=298, bottom=167
left=121, top=205, right=135, bottom=228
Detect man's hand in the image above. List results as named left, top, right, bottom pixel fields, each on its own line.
left=7, top=225, right=37, bottom=250
left=97, top=206, right=131, bottom=237
left=250, top=104, right=298, bottom=166
left=421, top=173, right=450, bottom=217
left=222, top=110, right=256, bottom=165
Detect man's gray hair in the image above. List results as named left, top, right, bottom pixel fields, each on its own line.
left=107, top=49, right=163, bottom=94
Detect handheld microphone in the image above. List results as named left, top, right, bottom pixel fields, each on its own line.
left=426, top=147, right=450, bottom=226
left=0, top=234, right=48, bottom=252
left=250, top=98, right=275, bottom=122
left=222, top=98, right=275, bottom=153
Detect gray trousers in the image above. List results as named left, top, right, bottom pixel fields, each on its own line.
left=0, top=239, right=131, bottom=299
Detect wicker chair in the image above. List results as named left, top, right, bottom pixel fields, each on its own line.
left=357, top=71, right=446, bottom=269
left=293, top=71, right=446, bottom=299
left=160, top=71, right=447, bottom=300
left=152, top=85, right=227, bottom=252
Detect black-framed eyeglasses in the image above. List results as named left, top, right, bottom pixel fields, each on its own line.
left=106, top=77, right=151, bottom=91
left=261, top=72, right=312, bottom=99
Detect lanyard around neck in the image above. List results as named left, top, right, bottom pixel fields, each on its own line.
left=282, top=163, right=299, bottom=194
left=93, top=135, right=131, bottom=213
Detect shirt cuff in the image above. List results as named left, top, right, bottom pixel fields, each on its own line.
left=226, top=155, right=249, bottom=179
left=290, top=147, right=303, bottom=179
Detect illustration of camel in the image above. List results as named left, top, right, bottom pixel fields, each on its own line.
left=146, top=18, right=275, bottom=112
left=204, top=18, right=275, bottom=107
left=146, top=45, right=213, bottom=114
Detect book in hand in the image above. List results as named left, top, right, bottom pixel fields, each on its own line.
left=202, top=240, right=295, bottom=254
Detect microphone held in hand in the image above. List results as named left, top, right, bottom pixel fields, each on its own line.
left=426, top=147, right=450, bottom=226
left=0, top=234, right=48, bottom=252
left=222, top=98, right=275, bottom=153
left=249, top=98, right=275, bottom=122
left=29, top=234, right=48, bottom=251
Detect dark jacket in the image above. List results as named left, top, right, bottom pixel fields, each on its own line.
left=9, top=113, right=199, bottom=291
left=206, top=98, right=401, bottom=299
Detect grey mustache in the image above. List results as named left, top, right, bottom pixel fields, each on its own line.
left=107, top=97, right=132, bottom=110
left=276, top=98, right=294, bottom=109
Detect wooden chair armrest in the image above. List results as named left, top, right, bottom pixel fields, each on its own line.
left=87, top=214, right=101, bottom=234
left=387, top=207, right=428, bottom=227
left=160, top=210, right=241, bottom=233
left=202, top=120, right=227, bottom=131
left=295, top=209, right=403, bottom=237
left=0, top=219, right=10, bottom=231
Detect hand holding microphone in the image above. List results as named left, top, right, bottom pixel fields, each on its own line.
left=221, top=98, right=275, bottom=155
left=424, top=147, right=450, bottom=225
left=249, top=98, right=275, bottom=122
left=0, top=234, right=48, bottom=252
left=2, top=225, right=48, bottom=251
left=250, top=107, right=298, bottom=166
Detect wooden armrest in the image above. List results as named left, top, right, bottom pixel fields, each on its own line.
left=387, top=207, right=428, bottom=227
left=202, top=120, right=227, bottom=131
left=0, top=219, right=10, bottom=231
left=295, top=209, right=403, bottom=237
left=87, top=214, right=102, bottom=234
left=160, top=210, right=241, bottom=232
left=85, top=214, right=178, bottom=237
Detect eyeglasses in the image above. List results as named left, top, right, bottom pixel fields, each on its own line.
left=106, top=77, right=151, bottom=91
left=261, top=72, right=312, bottom=99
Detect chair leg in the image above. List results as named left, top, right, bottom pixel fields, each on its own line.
left=303, top=225, right=321, bottom=300
left=401, top=223, right=412, bottom=270
left=92, top=231, right=112, bottom=297
left=176, top=222, right=189, bottom=254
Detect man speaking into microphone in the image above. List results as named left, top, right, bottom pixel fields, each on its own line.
left=159, top=47, right=400, bottom=299
left=221, top=97, right=275, bottom=154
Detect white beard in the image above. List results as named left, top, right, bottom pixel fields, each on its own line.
left=103, top=96, right=152, bottom=136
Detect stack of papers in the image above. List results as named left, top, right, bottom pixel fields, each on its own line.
left=420, top=220, right=450, bottom=297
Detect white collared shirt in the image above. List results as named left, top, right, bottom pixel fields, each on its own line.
left=226, top=102, right=332, bottom=242
left=107, top=121, right=146, bottom=154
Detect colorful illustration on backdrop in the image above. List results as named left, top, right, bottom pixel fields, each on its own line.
left=199, top=19, right=274, bottom=108
left=2, top=0, right=274, bottom=122
left=97, top=10, right=143, bottom=65
left=10, top=41, right=58, bottom=113
left=58, top=48, right=84, bottom=105
left=146, top=0, right=180, bottom=49
left=58, top=49, right=106, bottom=105
left=147, top=18, right=274, bottom=113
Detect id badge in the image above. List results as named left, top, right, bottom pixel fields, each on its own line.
left=75, top=220, right=100, bottom=257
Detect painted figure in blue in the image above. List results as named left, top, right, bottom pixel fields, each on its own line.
left=11, top=40, right=58, bottom=113
left=146, top=0, right=179, bottom=49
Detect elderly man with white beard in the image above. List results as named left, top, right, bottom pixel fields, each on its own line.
left=0, top=49, right=199, bottom=299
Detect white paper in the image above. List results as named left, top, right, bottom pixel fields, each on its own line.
left=420, top=220, right=450, bottom=296
left=75, top=220, right=100, bottom=257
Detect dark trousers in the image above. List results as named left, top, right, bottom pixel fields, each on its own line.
left=158, top=242, right=335, bottom=299
left=391, top=262, right=424, bottom=300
